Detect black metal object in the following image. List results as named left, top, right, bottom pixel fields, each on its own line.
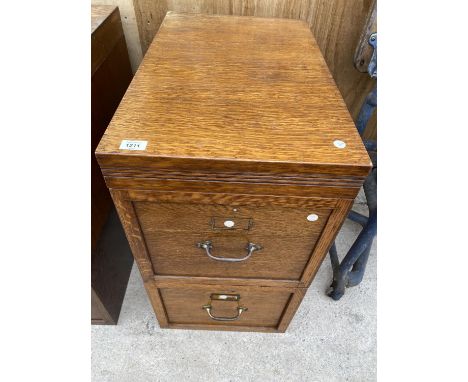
left=327, top=33, right=377, bottom=301
left=367, top=33, right=377, bottom=78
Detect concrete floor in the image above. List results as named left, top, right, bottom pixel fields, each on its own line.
left=91, top=200, right=376, bottom=382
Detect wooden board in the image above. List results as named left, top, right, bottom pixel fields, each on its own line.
left=354, top=0, right=377, bottom=74
left=91, top=5, right=134, bottom=324
left=91, top=208, right=134, bottom=324
left=131, top=0, right=376, bottom=139
left=96, top=13, right=371, bottom=178
left=91, top=5, right=116, bottom=33
left=91, top=5, right=133, bottom=249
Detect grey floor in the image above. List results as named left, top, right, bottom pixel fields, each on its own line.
left=92, top=199, right=376, bottom=382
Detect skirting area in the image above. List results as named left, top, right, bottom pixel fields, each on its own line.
left=92, top=201, right=376, bottom=382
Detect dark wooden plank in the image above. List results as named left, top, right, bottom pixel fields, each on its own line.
left=92, top=6, right=123, bottom=76
left=91, top=5, right=133, bottom=251
left=91, top=6, right=134, bottom=325
left=91, top=288, right=113, bottom=324
left=91, top=208, right=134, bottom=325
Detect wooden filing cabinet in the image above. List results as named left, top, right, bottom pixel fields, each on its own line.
left=91, top=5, right=134, bottom=324
left=96, top=13, right=371, bottom=332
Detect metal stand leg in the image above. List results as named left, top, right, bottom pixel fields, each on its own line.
left=326, top=83, right=377, bottom=300
left=328, top=212, right=376, bottom=300
left=356, top=86, right=377, bottom=136
left=327, top=153, right=377, bottom=300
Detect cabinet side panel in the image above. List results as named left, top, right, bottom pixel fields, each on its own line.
left=144, top=280, right=169, bottom=327
left=300, top=198, right=354, bottom=286
left=277, top=287, right=307, bottom=332
left=110, top=190, right=155, bottom=281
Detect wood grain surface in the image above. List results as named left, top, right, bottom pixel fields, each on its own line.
left=134, top=200, right=331, bottom=237
left=144, top=231, right=323, bottom=280
left=153, top=275, right=300, bottom=289
left=125, top=190, right=339, bottom=208
left=300, top=198, right=353, bottom=286
left=134, top=199, right=331, bottom=280
left=131, top=0, right=376, bottom=138
left=145, top=278, right=307, bottom=332
left=110, top=190, right=155, bottom=281
left=91, top=4, right=117, bottom=33
left=96, top=13, right=371, bottom=179
left=91, top=6, right=123, bottom=75
left=161, top=287, right=291, bottom=327
left=354, top=0, right=377, bottom=74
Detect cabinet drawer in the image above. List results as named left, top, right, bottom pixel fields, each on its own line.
left=134, top=201, right=332, bottom=280
left=159, top=286, right=293, bottom=330
left=134, top=201, right=330, bottom=237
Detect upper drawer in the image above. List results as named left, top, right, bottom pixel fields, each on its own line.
left=134, top=201, right=330, bottom=237
left=134, top=200, right=332, bottom=281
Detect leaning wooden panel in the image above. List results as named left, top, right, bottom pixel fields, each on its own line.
left=91, top=5, right=134, bottom=325
left=96, top=13, right=371, bottom=332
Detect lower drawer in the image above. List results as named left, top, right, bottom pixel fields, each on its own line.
left=146, top=280, right=306, bottom=332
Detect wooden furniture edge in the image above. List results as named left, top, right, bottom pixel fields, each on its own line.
left=144, top=280, right=169, bottom=327
left=105, top=178, right=360, bottom=199
left=91, top=288, right=115, bottom=325
left=153, top=275, right=300, bottom=291
left=121, top=189, right=340, bottom=208
left=277, top=287, right=307, bottom=332
left=165, top=323, right=281, bottom=333
left=91, top=6, right=124, bottom=76
left=110, top=189, right=154, bottom=281
left=96, top=153, right=372, bottom=180
left=299, top=199, right=354, bottom=286
left=166, top=323, right=281, bottom=333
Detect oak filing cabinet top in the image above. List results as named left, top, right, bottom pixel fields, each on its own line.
left=96, top=12, right=371, bottom=178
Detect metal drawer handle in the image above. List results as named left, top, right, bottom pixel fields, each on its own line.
left=196, top=240, right=262, bottom=262
left=202, top=293, right=248, bottom=321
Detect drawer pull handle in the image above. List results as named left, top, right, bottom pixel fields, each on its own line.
left=202, top=293, right=247, bottom=321
left=196, top=240, right=262, bottom=262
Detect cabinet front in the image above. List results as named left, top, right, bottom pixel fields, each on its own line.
left=159, top=286, right=293, bottom=328
left=133, top=198, right=332, bottom=281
